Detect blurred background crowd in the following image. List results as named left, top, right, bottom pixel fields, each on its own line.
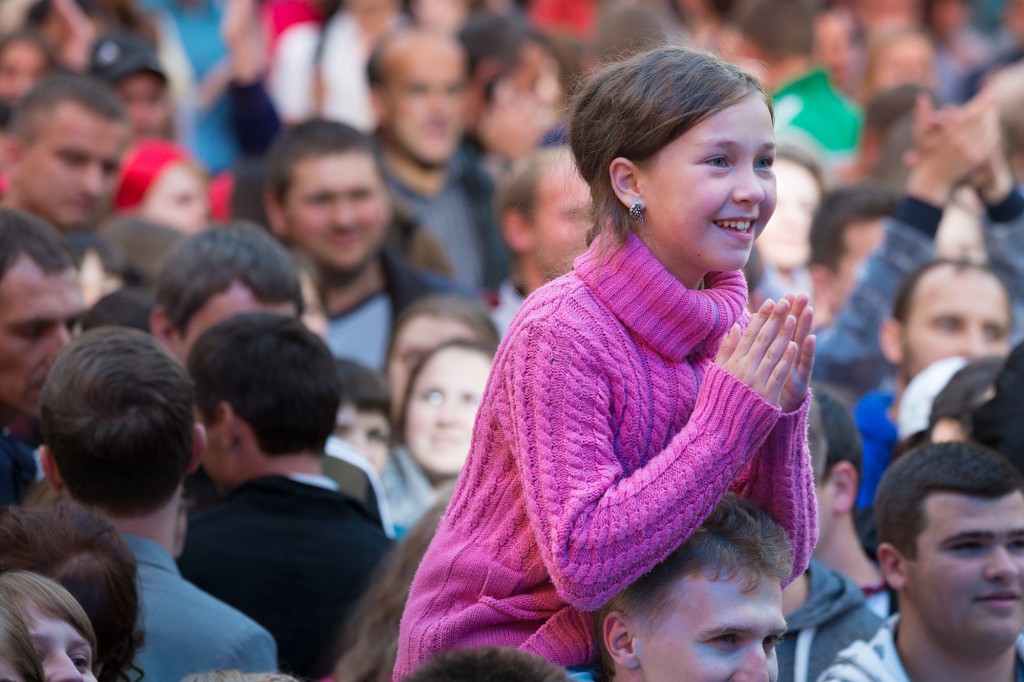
left=4, top=0, right=1024, bottom=680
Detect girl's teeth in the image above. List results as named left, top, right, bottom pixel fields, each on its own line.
left=716, top=220, right=751, bottom=231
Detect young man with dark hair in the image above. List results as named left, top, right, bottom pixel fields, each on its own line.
left=263, top=119, right=463, bottom=370
left=596, top=494, right=791, bottom=682
left=37, top=327, right=278, bottom=681
left=406, top=647, right=571, bottom=682
left=821, top=442, right=1024, bottom=681
left=0, top=208, right=82, bottom=504
left=2, top=73, right=129, bottom=232
left=149, top=223, right=303, bottom=364
left=179, top=313, right=392, bottom=680
left=89, top=31, right=172, bottom=142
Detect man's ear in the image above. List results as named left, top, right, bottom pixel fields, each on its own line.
left=876, top=542, right=906, bottom=591
left=149, top=305, right=185, bottom=363
left=39, top=445, right=65, bottom=492
left=501, top=209, right=535, bottom=256
left=879, top=317, right=905, bottom=367
left=822, top=461, right=859, bottom=515
left=604, top=611, right=642, bottom=673
left=264, top=190, right=289, bottom=240
left=3, top=135, right=23, bottom=178
left=608, top=157, right=643, bottom=212
left=188, top=423, right=207, bottom=475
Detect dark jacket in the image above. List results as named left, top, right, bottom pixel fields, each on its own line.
left=178, top=476, right=393, bottom=679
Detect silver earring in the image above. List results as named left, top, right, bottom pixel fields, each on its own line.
left=630, top=202, right=644, bottom=225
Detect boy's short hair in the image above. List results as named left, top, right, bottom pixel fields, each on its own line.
left=876, top=441, right=1024, bottom=558
left=154, top=223, right=303, bottom=333
left=188, top=313, right=342, bottom=456
left=813, top=384, right=863, bottom=480
left=41, top=328, right=195, bottom=515
left=594, top=493, right=791, bottom=673
left=405, top=647, right=570, bottom=682
left=335, top=359, right=390, bottom=417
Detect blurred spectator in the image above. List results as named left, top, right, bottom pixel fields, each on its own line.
left=149, top=223, right=302, bottom=363
left=732, top=0, right=861, bottom=170
left=369, top=26, right=508, bottom=289
left=0, top=29, right=54, bottom=105
left=264, top=120, right=464, bottom=370
left=89, top=31, right=172, bottom=141
left=859, top=27, right=937, bottom=107
left=79, top=286, right=154, bottom=332
left=384, top=293, right=498, bottom=424
left=813, top=5, right=859, bottom=98
left=0, top=501, right=142, bottom=682
left=0, top=596, right=44, bottom=682
left=492, top=145, right=589, bottom=335
left=181, top=313, right=392, bottom=679
left=2, top=73, right=128, bottom=232
left=927, top=354, right=1004, bottom=442
left=753, top=143, right=824, bottom=303
left=0, top=209, right=82, bottom=505
left=38, top=326, right=279, bottom=679
left=113, top=139, right=209, bottom=234
left=389, top=340, right=493, bottom=531
left=268, top=0, right=401, bottom=130
left=98, top=214, right=185, bottom=290
left=924, top=0, right=994, bottom=104
left=0, top=570, right=98, bottom=682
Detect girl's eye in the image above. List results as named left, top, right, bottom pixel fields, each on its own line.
left=422, top=389, right=444, bottom=406
left=709, top=157, right=728, bottom=168
left=756, top=156, right=775, bottom=170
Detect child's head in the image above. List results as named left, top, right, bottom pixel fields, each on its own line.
left=860, top=27, right=936, bottom=105
left=0, top=30, right=53, bottom=106
left=568, top=47, right=774, bottom=286
left=335, top=358, right=392, bottom=475
left=0, top=598, right=44, bottom=682
left=754, top=144, right=825, bottom=276
left=0, top=571, right=98, bottom=682
left=399, top=340, right=495, bottom=488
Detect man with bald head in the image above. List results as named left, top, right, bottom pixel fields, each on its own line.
left=368, top=28, right=506, bottom=290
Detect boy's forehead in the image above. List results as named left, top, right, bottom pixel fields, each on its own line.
left=662, top=568, right=785, bottom=632
left=919, top=490, right=1024, bottom=539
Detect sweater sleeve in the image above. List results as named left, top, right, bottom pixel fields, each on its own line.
left=501, top=320, right=790, bottom=610
left=732, top=393, right=818, bottom=585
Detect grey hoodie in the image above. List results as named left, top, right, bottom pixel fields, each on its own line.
left=776, top=559, right=884, bottom=682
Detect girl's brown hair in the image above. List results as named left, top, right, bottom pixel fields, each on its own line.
left=0, top=597, right=45, bottom=682
left=568, top=47, right=772, bottom=245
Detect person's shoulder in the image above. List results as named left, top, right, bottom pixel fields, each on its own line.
left=817, top=619, right=902, bottom=682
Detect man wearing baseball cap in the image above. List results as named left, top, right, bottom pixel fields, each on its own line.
left=90, top=31, right=171, bottom=142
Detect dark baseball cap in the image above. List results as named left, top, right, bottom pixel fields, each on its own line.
left=90, top=32, right=167, bottom=85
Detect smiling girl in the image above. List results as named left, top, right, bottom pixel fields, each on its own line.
left=393, top=47, right=818, bottom=679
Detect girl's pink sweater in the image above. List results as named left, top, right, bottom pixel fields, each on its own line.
left=393, top=233, right=818, bottom=679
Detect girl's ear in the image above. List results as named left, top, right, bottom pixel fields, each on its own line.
left=608, top=157, right=643, bottom=210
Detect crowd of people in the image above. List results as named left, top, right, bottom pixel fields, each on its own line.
left=2, top=0, right=1024, bottom=680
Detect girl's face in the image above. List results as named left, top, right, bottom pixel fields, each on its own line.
left=387, top=315, right=481, bottom=422
left=404, top=347, right=492, bottom=486
left=138, top=162, right=209, bottom=235
left=755, top=158, right=821, bottom=273
left=23, top=604, right=96, bottom=682
left=335, top=402, right=392, bottom=474
left=629, top=93, right=776, bottom=288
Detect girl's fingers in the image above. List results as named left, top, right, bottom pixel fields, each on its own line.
left=715, top=323, right=742, bottom=366
left=764, top=341, right=798, bottom=405
left=755, top=313, right=796, bottom=383
left=743, top=297, right=791, bottom=365
left=794, top=334, right=816, bottom=389
left=734, top=299, right=775, bottom=357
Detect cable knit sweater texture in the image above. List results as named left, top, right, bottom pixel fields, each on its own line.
left=393, top=232, right=818, bottom=678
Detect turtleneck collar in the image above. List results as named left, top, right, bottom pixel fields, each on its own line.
left=573, top=232, right=748, bottom=362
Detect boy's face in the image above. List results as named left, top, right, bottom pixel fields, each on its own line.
left=607, top=570, right=786, bottom=682
left=882, top=491, right=1024, bottom=660
left=335, top=403, right=391, bottom=474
